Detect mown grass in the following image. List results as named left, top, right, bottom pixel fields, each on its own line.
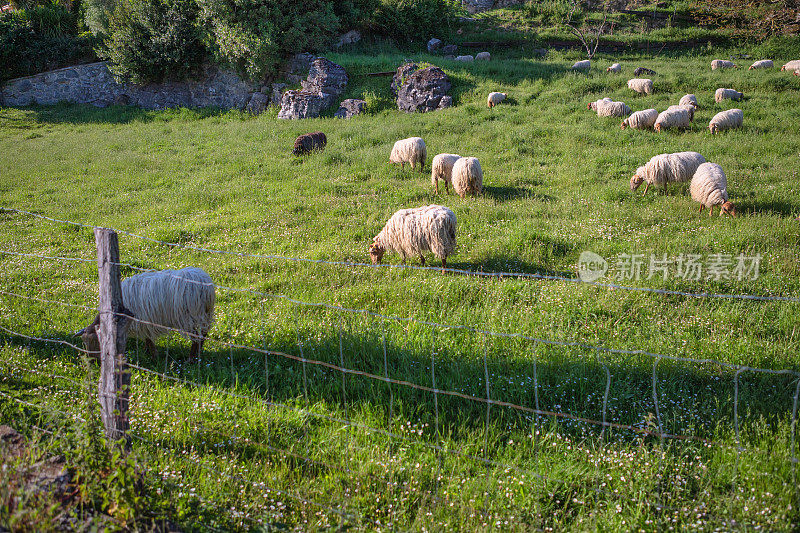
left=2, top=41, right=800, bottom=531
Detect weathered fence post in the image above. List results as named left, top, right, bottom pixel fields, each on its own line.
left=94, top=228, right=132, bottom=445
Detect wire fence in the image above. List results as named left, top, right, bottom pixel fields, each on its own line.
left=2, top=208, right=800, bottom=529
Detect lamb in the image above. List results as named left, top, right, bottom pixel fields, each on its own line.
left=451, top=157, right=484, bottom=198
left=588, top=98, right=631, bottom=117
left=621, top=109, right=658, bottom=130
left=709, top=108, right=743, bottom=134
left=369, top=205, right=457, bottom=272
left=679, top=94, right=699, bottom=109
left=572, top=60, right=591, bottom=71
left=690, top=163, right=736, bottom=216
left=667, top=104, right=696, bottom=122
left=390, top=137, right=427, bottom=171
left=487, top=92, right=507, bottom=108
left=476, top=52, right=491, bottom=61
left=780, top=60, right=800, bottom=71
left=653, top=108, right=692, bottom=132
left=630, top=151, right=706, bottom=195
left=634, top=67, right=656, bottom=76
left=430, top=153, right=461, bottom=193
left=627, top=78, right=654, bottom=95
left=606, top=63, right=622, bottom=73
left=76, top=267, right=216, bottom=360
left=711, top=59, right=737, bottom=70
left=715, top=88, right=743, bottom=102
left=292, top=132, right=327, bottom=156
left=749, top=59, right=773, bottom=70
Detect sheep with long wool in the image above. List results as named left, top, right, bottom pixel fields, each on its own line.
left=634, top=67, right=656, bottom=76
left=667, top=104, right=696, bottom=122
left=781, top=60, right=800, bottom=71
left=606, top=63, right=621, bottom=73
left=293, top=132, right=327, bottom=156
left=451, top=157, right=484, bottom=198
left=431, top=153, right=461, bottom=193
left=77, top=267, right=216, bottom=360
left=369, top=205, right=457, bottom=272
left=630, top=151, right=706, bottom=195
left=588, top=98, right=631, bottom=117
left=711, top=59, right=736, bottom=70
left=390, top=137, right=427, bottom=171
left=487, top=92, right=507, bottom=108
left=621, top=109, right=658, bottom=130
left=709, top=108, right=743, bottom=134
left=715, top=88, right=743, bottom=102
left=572, top=60, right=591, bottom=71
left=690, top=163, right=736, bottom=216
left=679, top=94, right=699, bottom=109
left=749, top=59, right=773, bottom=70
left=627, top=78, right=654, bottom=95
left=654, top=107, right=692, bottom=132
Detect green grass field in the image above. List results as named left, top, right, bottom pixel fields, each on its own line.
left=2, top=42, right=800, bottom=531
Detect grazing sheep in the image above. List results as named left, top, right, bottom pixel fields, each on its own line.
left=589, top=98, right=631, bottom=117
left=679, top=94, right=699, bottom=109
left=487, top=92, right=507, bottom=108
left=390, top=137, right=427, bottom=171
left=369, top=205, right=457, bottom=272
left=292, top=132, right=327, bottom=156
left=749, top=59, right=773, bottom=70
left=621, top=109, right=658, bottom=130
left=572, top=60, right=591, bottom=71
left=451, top=157, right=484, bottom=198
left=709, top=108, right=743, bottom=134
left=667, top=104, right=696, bottom=122
left=476, top=52, right=491, bottom=61
left=711, top=59, right=736, bottom=70
left=715, top=88, right=743, bottom=102
left=781, top=60, right=800, bottom=71
left=634, top=67, right=656, bottom=76
left=455, top=55, right=474, bottom=62
left=654, top=108, right=692, bottom=132
left=77, top=268, right=216, bottom=360
left=627, top=78, right=654, bottom=95
left=630, top=151, right=706, bottom=195
left=690, top=163, right=736, bottom=216
left=606, top=63, right=622, bottom=73
left=430, top=153, right=461, bottom=193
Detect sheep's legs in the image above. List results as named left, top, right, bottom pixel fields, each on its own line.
left=420, top=255, right=426, bottom=266
left=708, top=206, right=714, bottom=217
left=642, top=182, right=650, bottom=196
left=145, top=339, right=157, bottom=358
left=441, top=258, right=446, bottom=274
left=435, top=180, right=439, bottom=193
left=445, top=181, right=449, bottom=194
left=698, top=204, right=704, bottom=214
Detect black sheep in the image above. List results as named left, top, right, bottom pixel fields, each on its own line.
left=292, top=132, right=327, bottom=156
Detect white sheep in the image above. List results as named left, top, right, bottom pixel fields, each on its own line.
left=430, top=153, right=461, bottom=193
left=781, top=60, right=800, bottom=71
left=455, top=55, right=474, bottom=62
left=621, top=109, right=658, bottom=130
left=606, top=63, right=621, bottom=73
left=667, top=104, right=696, bottom=122
left=711, top=59, right=736, bottom=70
left=709, top=108, right=743, bottom=134
left=451, top=157, right=484, bottom=198
left=627, top=78, right=654, bottom=95
left=679, top=94, right=699, bottom=109
left=749, top=59, right=773, bottom=70
left=476, top=52, right=491, bottom=61
left=77, top=267, right=216, bottom=360
left=572, top=60, right=591, bottom=71
left=369, top=205, right=457, bottom=272
left=690, top=163, right=736, bottom=216
left=588, top=98, right=631, bottom=117
left=390, top=137, right=427, bottom=171
left=715, top=88, right=743, bottom=102
left=487, top=92, right=507, bottom=108
left=654, top=108, right=692, bottom=132
left=630, top=151, right=706, bottom=195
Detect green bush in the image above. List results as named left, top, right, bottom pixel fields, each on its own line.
left=100, top=0, right=206, bottom=83
left=82, top=0, right=116, bottom=37
left=366, top=0, right=459, bottom=42
left=196, top=0, right=342, bottom=81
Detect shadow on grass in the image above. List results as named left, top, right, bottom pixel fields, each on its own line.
left=19, top=103, right=232, bottom=126
left=738, top=199, right=800, bottom=218
left=483, top=185, right=555, bottom=203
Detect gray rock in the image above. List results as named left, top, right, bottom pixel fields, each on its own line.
left=442, top=44, right=458, bottom=55
left=270, top=83, right=287, bottom=106
left=438, top=95, right=453, bottom=109
left=283, top=53, right=316, bottom=84
left=531, top=48, right=548, bottom=57
left=476, top=52, right=491, bottom=61
left=396, top=66, right=452, bottom=113
left=427, top=38, right=443, bottom=52
left=246, top=92, right=270, bottom=115
left=334, top=98, right=366, bottom=118
left=455, top=55, right=475, bottom=62
left=278, top=57, right=347, bottom=119
left=277, top=90, right=328, bottom=120
left=334, top=30, right=361, bottom=48
left=391, top=62, right=419, bottom=95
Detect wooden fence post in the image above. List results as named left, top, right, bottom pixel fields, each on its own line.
left=94, top=228, right=132, bottom=445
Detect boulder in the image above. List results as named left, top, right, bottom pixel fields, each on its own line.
left=442, top=44, right=458, bottom=55
left=334, top=98, right=367, bottom=119
left=334, top=30, right=361, bottom=48
left=455, top=55, right=475, bottom=62
left=278, top=57, right=347, bottom=119
left=270, top=83, right=287, bottom=106
left=277, top=91, right=329, bottom=120
left=396, top=66, right=452, bottom=113
left=476, top=52, right=491, bottom=61
left=283, top=53, right=316, bottom=84
left=245, top=92, right=270, bottom=115
left=391, top=62, right=420, bottom=95
left=427, top=38, right=443, bottom=52
left=438, top=95, right=453, bottom=109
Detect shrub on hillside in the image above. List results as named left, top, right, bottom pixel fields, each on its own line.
left=366, top=0, right=459, bottom=42
left=100, top=0, right=206, bottom=83
left=82, top=0, right=116, bottom=37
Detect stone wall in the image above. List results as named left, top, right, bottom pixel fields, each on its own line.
left=462, top=0, right=524, bottom=13
left=0, top=62, right=259, bottom=110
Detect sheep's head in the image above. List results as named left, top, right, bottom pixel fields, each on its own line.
left=630, top=174, right=644, bottom=191
left=709, top=123, right=718, bottom=134
left=795, top=70, right=800, bottom=76
left=720, top=201, right=737, bottom=217
left=369, top=242, right=385, bottom=264
left=654, top=123, right=662, bottom=133
left=587, top=102, right=593, bottom=110
left=75, top=315, right=101, bottom=359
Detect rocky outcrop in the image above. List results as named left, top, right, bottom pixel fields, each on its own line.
left=334, top=30, right=361, bottom=48
left=427, top=38, right=442, bottom=52
left=395, top=65, right=452, bottom=113
left=278, top=57, right=348, bottom=119
left=334, top=98, right=366, bottom=119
